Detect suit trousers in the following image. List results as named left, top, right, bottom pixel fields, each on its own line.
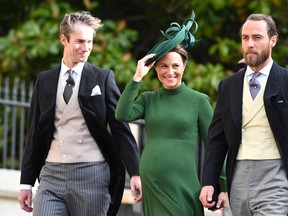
left=230, top=159, right=288, bottom=216
left=33, top=161, right=111, bottom=216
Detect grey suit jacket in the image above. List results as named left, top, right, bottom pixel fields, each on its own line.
left=20, top=62, right=140, bottom=216
left=202, top=62, right=288, bottom=194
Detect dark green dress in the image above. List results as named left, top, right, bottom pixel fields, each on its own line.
left=116, top=80, right=217, bottom=216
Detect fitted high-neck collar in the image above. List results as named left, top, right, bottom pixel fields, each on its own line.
left=160, top=82, right=186, bottom=95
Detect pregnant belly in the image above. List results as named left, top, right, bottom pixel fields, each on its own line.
left=140, top=139, right=197, bottom=183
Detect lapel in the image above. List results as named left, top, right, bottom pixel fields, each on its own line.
left=78, top=63, right=99, bottom=100
left=41, top=66, right=61, bottom=110
left=230, top=71, right=245, bottom=131
left=77, top=62, right=104, bottom=123
left=77, top=63, right=110, bottom=137
left=263, top=63, right=282, bottom=101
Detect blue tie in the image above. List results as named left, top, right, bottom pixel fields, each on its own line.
left=249, top=72, right=261, bottom=100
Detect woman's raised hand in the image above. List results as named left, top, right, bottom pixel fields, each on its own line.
left=133, top=54, right=156, bottom=82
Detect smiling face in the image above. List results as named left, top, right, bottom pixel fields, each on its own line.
left=154, top=51, right=186, bottom=89
left=241, top=20, right=277, bottom=71
left=60, top=23, right=94, bottom=68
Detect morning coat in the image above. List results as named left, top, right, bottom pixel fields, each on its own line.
left=20, top=62, right=140, bottom=216
left=202, top=62, right=288, bottom=194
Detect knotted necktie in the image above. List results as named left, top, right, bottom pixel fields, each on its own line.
left=63, top=69, right=75, bottom=104
left=249, top=72, right=261, bottom=100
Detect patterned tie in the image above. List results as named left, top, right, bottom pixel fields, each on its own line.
left=63, top=69, right=75, bottom=104
left=249, top=72, right=261, bottom=100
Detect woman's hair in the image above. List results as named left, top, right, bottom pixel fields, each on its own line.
left=156, top=44, right=188, bottom=65
left=60, top=11, right=103, bottom=42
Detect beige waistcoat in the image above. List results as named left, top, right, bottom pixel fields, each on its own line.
left=237, top=77, right=280, bottom=160
left=46, top=78, right=104, bottom=163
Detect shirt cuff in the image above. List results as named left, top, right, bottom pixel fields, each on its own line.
left=20, top=184, right=32, bottom=190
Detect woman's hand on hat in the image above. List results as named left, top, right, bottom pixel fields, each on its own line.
left=133, top=54, right=156, bottom=82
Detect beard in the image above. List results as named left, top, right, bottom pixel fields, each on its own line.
left=244, top=46, right=270, bottom=67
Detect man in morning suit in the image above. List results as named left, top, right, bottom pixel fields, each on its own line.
left=199, top=13, right=288, bottom=215
left=18, top=11, right=142, bottom=216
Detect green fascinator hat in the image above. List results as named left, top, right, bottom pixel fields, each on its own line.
left=145, top=10, right=198, bottom=66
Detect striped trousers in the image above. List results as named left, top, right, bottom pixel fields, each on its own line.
left=33, top=161, right=111, bottom=216
left=230, top=159, right=288, bottom=216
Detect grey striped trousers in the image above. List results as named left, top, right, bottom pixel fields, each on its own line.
left=230, top=159, right=288, bottom=216
left=33, top=161, right=111, bottom=216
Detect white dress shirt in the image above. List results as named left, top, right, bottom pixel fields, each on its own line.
left=245, top=60, right=273, bottom=88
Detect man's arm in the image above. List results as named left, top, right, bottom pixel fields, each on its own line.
left=104, top=70, right=142, bottom=202
left=105, top=70, right=140, bottom=176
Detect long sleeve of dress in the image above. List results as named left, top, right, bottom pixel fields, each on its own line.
left=115, top=80, right=145, bottom=121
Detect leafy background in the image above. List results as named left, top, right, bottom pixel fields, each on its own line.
left=0, top=0, right=288, bottom=107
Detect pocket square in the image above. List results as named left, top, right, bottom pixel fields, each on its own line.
left=277, top=100, right=284, bottom=103
left=91, top=85, right=102, bottom=96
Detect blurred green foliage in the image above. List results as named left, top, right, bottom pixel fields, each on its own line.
left=0, top=0, right=287, bottom=107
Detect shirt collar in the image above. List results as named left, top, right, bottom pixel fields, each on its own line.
left=246, top=60, right=273, bottom=78
left=60, top=60, right=85, bottom=77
